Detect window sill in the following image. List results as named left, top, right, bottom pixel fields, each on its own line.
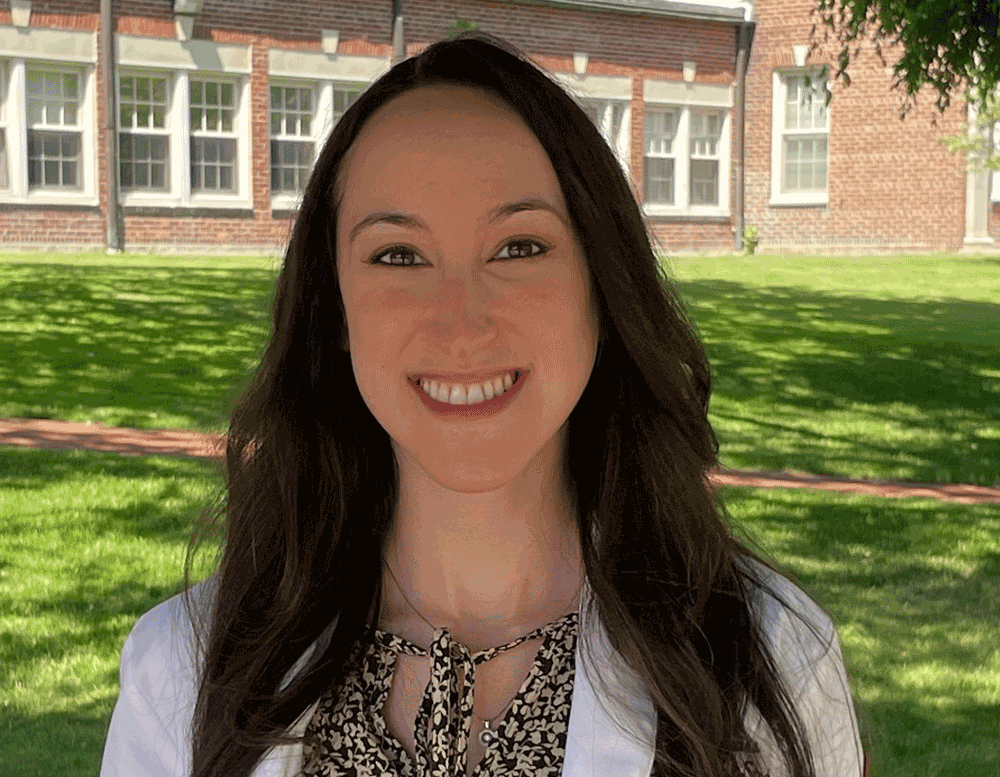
left=270, top=194, right=303, bottom=212
left=768, top=192, right=828, bottom=207
left=642, top=205, right=731, bottom=222
left=0, top=192, right=99, bottom=207
left=121, top=193, right=254, bottom=211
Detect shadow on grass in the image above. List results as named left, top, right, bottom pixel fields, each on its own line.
left=674, top=279, right=1000, bottom=486
left=2, top=704, right=115, bottom=777
left=0, top=262, right=277, bottom=431
left=724, top=486, right=1000, bottom=776
left=1, top=448, right=222, bottom=689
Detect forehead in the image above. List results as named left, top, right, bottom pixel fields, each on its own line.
left=336, top=85, right=566, bottom=224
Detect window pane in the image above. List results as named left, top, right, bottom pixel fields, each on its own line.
left=29, top=159, right=41, bottom=185
left=190, top=81, right=202, bottom=104
left=136, top=103, right=150, bottom=128
left=45, top=160, right=59, bottom=183
left=120, top=78, right=134, bottom=101
left=301, top=114, right=311, bottom=136
left=221, top=83, right=233, bottom=106
left=190, top=107, right=202, bottom=130
left=151, top=163, right=165, bottom=188
left=271, top=114, right=282, bottom=135
left=152, top=105, right=165, bottom=128
left=221, top=110, right=233, bottom=133
left=643, top=156, right=674, bottom=204
left=136, top=78, right=150, bottom=102
left=152, top=78, right=166, bottom=103
left=0, top=132, right=8, bottom=189
left=205, top=81, right=218, bottom=105
left=206, top=108, right=219, bottom=131
left=27, top=71, right=43, bottom=95
left=690, top=159, right=718, bottom=205
left=63, top=73, right=77, bottom=98
left=270, top=86, right=281, bottom=109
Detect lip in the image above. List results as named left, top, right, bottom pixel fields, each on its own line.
left=409, top=370, right=528, bottom=419
left=408, top=368, right=526, bottom=384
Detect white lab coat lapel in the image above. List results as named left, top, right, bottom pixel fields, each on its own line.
left=563, top=588, right=658, bottom=777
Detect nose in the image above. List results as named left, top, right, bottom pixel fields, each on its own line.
left=425, top=271, right=497, bottom=358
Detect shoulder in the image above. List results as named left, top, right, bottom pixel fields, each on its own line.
left=738, top=557, right=865, bottom=777
left=99, top=579, right=217, bottom=777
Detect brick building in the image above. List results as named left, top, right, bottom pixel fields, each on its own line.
left=0, top=0, right=989, bottom=253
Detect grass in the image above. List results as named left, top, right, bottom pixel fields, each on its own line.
left=0, top=253, right=280, bottom=432
left=1, top=251, right=998, bottom=773
left=0, top=447, right=221, bottom=777
left=0, top=445, right=996, bottom=776
left=665, top=254, right=1000, bottom=487
left=2, top=251, right=997, bottom=484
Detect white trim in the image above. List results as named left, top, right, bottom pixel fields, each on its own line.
left=641, top=102, right=731, bottom=219
left=643, top=78, right=733, bottom=108
left=770, top=68, right=830, bottom=207
left=0, top=26, right=96, bottom=63
left=116, top=34, right=249, bottom=74
left=552, top=72, right=632, bottom=101
left=268, top=47, right=387, bottom=82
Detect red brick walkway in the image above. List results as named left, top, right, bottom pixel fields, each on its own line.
left=2, top=417, right=999, bottom=504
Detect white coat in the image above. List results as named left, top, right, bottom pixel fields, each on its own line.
left=99, top=561, right=865, bottom=777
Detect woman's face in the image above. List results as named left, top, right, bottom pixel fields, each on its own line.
left=335, top=84, right=600, bottom=492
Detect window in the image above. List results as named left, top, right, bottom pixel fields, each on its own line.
left=582, top=98, right=630, bottom=177
left=644, top=109, right=677, bottom=204
left=643, top=105, right=729, bottom=213
left=772, top=69, right=830, bottom=205
left=190, top=77, right=237, bottom=193
left=270, top=84, right=314, bottom=194
left=118, top=73, right=169, bottom=191
left=26, top=67, right=82, bottom=189
left=269, top=83, right=359, bottom=203
left=689, top=110, right=722, bottom=205
left=0, top=63, right=8, bottom=190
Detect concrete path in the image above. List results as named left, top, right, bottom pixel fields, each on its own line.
left=2, top=417, right=998, bottom=504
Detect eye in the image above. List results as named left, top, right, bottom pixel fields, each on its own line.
left=369, top=238, right=550, bottom=267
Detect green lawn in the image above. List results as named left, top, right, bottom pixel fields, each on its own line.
left=1, top=252, right=998, bottom=775
left=1, top=251, right=997, bottom=484
left=667, top=254, right=1000, bottom=487
left=1, top=445, right=996, bottom=776
left=0, top=253, right=279, bottom=433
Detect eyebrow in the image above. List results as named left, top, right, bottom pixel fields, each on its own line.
left=347, top=197, right=566, bottom=245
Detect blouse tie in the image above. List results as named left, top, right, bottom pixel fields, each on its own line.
left=373, top=613, right=576, bottom=777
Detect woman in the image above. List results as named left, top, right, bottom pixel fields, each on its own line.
left=100, top=31, right=866, bottom=777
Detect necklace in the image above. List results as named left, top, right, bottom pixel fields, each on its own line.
left=382, top=560, right=582, bottom=746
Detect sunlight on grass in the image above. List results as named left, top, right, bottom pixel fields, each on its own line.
left=0, top=447, right=221, bottom=777
left=725, top=485, right=1000, bottom=777
left=665, top=255, right=1000, bottom=486
left=1, top=444, right=997, bottom=776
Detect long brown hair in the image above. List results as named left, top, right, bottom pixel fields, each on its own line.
left=188, top=30, right=823, bottom=777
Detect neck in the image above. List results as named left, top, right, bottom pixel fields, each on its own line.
left=379, top=442, right=583, bottom=651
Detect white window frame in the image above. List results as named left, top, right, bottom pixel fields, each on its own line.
left=643, top=104, right=731, bottom=217
left=771, top=67, right=830, bottom=206
left=0, top=58, right=96, bottom=206
left=117, top=68, right=172, bottom=196
left=581, top=97, right=632, bottom=180
left=643, top=107, right=678, bottom=206
left=269, top=81, right=317, bottom=204
left=188, top=75, right=242, bottom=199
left=0, top=61, right=9, bottom=190
left=269, top=81, right=361, bottom=210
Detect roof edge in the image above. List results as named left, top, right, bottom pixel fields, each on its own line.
left=498, top=0, right=749, bottom=23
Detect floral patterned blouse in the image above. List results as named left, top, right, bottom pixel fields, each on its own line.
left=302, top=612, right=579, bottom=777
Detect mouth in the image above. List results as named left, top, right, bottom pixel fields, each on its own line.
left=408, top=369, right=528, bottom=419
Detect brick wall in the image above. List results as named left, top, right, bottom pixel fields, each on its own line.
left=2, top=0, right=742, bottom=252
left=745, top=0, right=968, bottom=252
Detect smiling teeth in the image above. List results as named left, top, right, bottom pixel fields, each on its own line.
left=418, top=372, right=517, bottom=405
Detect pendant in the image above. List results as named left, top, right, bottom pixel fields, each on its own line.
left=478, top=721, right=497, bottom=746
